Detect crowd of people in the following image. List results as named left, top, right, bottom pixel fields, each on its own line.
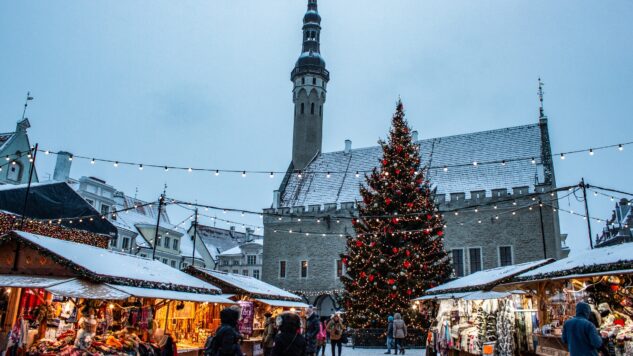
left=205, top=306, right=352, bottom=356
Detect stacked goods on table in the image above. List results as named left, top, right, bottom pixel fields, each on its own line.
left=28, top=329, right=160, bottom=356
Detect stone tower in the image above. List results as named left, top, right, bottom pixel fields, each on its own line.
left=291, top=0, right=330, bottom=170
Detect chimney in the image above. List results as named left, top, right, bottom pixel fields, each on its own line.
left=53, top=151, right=73, bottom=182
left=412, top=130, right=418, bottom=142
left=114, top=191, right=126, bottom=208
left=344, top=139, right=352, bottom=154
left=273, top=190, right=280, bottom=209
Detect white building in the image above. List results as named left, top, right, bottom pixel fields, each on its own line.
left=0, top=119, right=38, bottom=185
left=217, top=239, right=264, bottom=279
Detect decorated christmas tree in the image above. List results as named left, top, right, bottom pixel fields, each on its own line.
left=342, top=101, right=452, bottom=328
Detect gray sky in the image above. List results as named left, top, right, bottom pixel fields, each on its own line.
left=1, top=0, right=632, bottom=254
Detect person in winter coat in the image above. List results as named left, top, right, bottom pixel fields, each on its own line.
left=326, top=313, right=345, bottom=356
left=316, top=320, right=327, bottom=356
left=392, top=313, right=407, bottom=355
left=262, top=312, right=277, bottom=356
left=206, top=307, right=243, bottom=356
left=384, top=315, right=394, bottom=354
left=561, top=302, right=603, bottom=356
left=272, top=312, right=306, bottom=356
left=304, top=307, right=320, bottom=356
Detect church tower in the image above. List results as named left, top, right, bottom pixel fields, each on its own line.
left=291, top=0, right=330, bottom=170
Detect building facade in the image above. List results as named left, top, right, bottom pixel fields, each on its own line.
left=262, top=0, right=567, bottom=314
left=0, top=119, right=37, bottom=186
left=596, top=198, right=632, bottom=248
left=217, top=239, right=264, bottom=279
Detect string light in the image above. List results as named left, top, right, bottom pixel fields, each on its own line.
left=619, top=144, right=624, bottom=151
left=501, top=160, right=506, bottom=166
left=589, top=148, right=594, bottom=156
left=326, top=172, right=331, bottom=178
left=560, top=153, right=565, bottom=160
left=531, top=157, right=536, bottom=164
left=113, top=161, right=118, bottom=167
left=188, top=168, right=193, bottom=173
left=270, top=172, right=274, bottom=178
left=215, top=170, right=220, bottom=176
left=138, top=164, right=143, bottom=170
left=241, top=171, right=246, bottom=178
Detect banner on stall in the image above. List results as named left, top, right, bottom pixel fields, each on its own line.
left=238, top=301, right=254, bottom=336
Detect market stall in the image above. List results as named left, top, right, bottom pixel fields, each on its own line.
left=498, top=242, right=633, bottom=356
left=185, top=266, right=309, bottom=356
left=0, top=230, right=234, bottom=355
left=414, top=259, right=553, bottom=356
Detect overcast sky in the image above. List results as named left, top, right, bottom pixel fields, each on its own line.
left=1, top=0, right=632, bottom=254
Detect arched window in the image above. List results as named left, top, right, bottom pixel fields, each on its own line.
left=300, top=103, right=305, bottom=114
left=320, top=105, right=323, bottom=117
left=311, top=103, right=315, bottom=115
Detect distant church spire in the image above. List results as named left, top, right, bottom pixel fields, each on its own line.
left=291, top=0, right=330, bottom=170
left=538, top=77, right=546, bottom=120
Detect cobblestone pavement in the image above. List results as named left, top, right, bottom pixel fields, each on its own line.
left=319, top=346, right=426, bottom=356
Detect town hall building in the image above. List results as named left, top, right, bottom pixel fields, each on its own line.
left=262, top=0, right=568, bottom=314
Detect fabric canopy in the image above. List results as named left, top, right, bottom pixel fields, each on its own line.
left=255, top=299, right=309, bottom=308
left=109, top=285, right=235, bottom=304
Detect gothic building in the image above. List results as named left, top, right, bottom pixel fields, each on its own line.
left=261, top=0, right=567, bottom=314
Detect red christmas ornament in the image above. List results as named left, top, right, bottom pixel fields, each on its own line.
left=426, top=214, right=432, bottom=220
left=396, top=146, right=403, bottom=154
left=360, top=271, right=367, bottom=278
left=416, top=178, right=423, bottom=185
left=395, top=169, right=401, bottom=175
left=387, top=279, right=395, bottom=285
left=342, top=258, right=348, bottom=265
left=355, top=240, right=363, bottom=247
left=403, top=260, right=411, bottom=269
left=405, top=250, right=411, bottom=257
left=389, top=293, right=397, bottom=299
left=406, top=202, right=414, bottom=208
left=352, top=219, right=357, bottom=225
left=391, top=217, right=398, bottom=224
left=385, top=198, right=392, bottom=205
left=392, top=247, right=399, bottom=254
left=369, top=274, right=374, bottom=282
left=369, top=241, right=376, bottom=247
left=382, top=159, right=388, bottom=166
left=611, top=284, right=620, bottom=292
left=437, top=231, right=444, bottom=237
left=406, top=289, right=412, bottom=295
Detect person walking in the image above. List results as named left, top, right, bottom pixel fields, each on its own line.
left=205, top=307, right=243, bottom=356
left=561, top=302, right=603, bottom=356
left=326, top=313, right=345, bottom=356
left=305, top=307, right=320, bottom=356
left=262, top=312, right=277, bottom=356
left=384, top=315, right=394, bottom=354
left=272, top=312, right=306, bottom=356
left=316, top=320, right=327, bottom=356
left=392, top=313, right=407, bottom=355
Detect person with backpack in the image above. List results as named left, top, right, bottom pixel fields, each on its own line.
left=205, top=307, right=243, bottom=356
left=316, top=320, right=327, bottom=356
left=272, top=312, right=306, bottom=356
left=262, top=312, right=277, bottom=356
left=326, top=313, right=345, bottom=356
left=304, top=307, right=320, bottom=356
left=392, top=313, right=407, bottom=355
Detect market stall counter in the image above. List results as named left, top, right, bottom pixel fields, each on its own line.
left=185, top=267, right=309, bottom=356
left=0, top=230, right=234, bottom=355
left=497, top=241, right=633, bottom=355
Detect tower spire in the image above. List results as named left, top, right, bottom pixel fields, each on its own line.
left=538, top=77, right=546, bottom=119
left=290, top=0, right=330, bottom=170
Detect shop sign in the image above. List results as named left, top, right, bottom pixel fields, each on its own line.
left=238, top=301, right=254, bottom=336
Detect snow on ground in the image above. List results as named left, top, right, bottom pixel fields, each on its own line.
left=340, top=346, right=425, bottom=356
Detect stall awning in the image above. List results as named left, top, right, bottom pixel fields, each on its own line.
left=255, top=299, right=309, bottom=308
left=47, top=279, right=130, bottom=300
left=415, top=292, right=474, bottom=301
left=462, top=291, right=512, bottom=301
left=0, top=275, right=73, bottom=288
left=109, top=285, right=236, bottom=304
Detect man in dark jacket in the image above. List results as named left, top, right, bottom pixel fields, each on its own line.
left=272, top=312, right=306, bottom=356
left=206, top=307, right=243, bottom=356
left=561, top=302, right=603, bottom=356
left=304, top=307, right=320, bottom=356
left=385, top=315, right=394, bottom=354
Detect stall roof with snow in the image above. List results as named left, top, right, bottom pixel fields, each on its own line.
left=510, top=242, right=633, bottom=283
left=419, top=259, right=553, bottom=297
left=185, top=266, right=302, bottom=301
left=0, top=230, right=220, bottom=294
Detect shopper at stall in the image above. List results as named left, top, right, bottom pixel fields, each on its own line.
left=154, top=328, right=177, bottom=356
left=262, top=312, right=277, bottom=356
left=326, top=313, right=345, bottom=356
left=305, top=307, right=320, bottom=356
left=384, top=315, right=394, bottom=354
left=393, top=313, right=407, bottom=355
left=206, top=307, right=243, bottom=356
left=561, top=302, right=603, bottom=356
left=316, top=320, right=327, bottom=356
left=272, top=312, right=306, bottom=356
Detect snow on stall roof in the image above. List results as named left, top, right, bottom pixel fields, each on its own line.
left=191, top=267, right=301, bottom=300
left=47, top=279, right=131, bottom=300
left=414, top=291, right=474, bottom=301
left=517, top=242, right=633, bottom=280
left=280, top=124, right=544, bottom=207
left=425, top=259, right=553, bottom=295
left=255, top=299, right=310, bottom=308
left=0, top=275, right=72, bottom=288
left=107, top=285, right=235, bottom=304
left=11, top=231, right=218, bottom=292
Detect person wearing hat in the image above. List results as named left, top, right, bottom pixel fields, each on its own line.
left=304, top=307, right=320, bottom=356
left=326, top=313, right=345, bottom=356
left=262, top=312, right=277, bottom=356
left=272, top=312, right=306, bottom=356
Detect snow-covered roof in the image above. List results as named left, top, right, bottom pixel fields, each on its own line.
left=196, top=224, right=258, bottom=260
left=423, top=259, right=553, bottom=295
left=0, top=132, right=16, bottom=152
left=47, top=279, right=131, bottom=300
left=187, top=267, right=301, bottom=301
left=514, top=242, right=633, bottom=282
left=255, top=299, right=309, bottom=308
left=219, top=239, right=263, bottom=257
left=107, top=285, right=235, bottom=304
left=0, top=275, right=72, bottom=288
left=280, top=124, right=545, bottom=207
left=415, top=292, right=474, bottom=301
left=4, top=231, right=219, bottom=293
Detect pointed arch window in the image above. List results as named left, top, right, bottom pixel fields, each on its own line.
left=320, top=105, right=323, bottom=117
left=300, top=103, right=305, bottom=114
left=310, top=103, right=315, bottom=115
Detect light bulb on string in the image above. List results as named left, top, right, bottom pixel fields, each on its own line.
left=68, top=155, right=73, bottom=161
left=44, top=150, right=50, bottom=155
left=138, top=164, right=143, bottom=170
left=355, top=171, right=360, bottom=178
left=589, top=149, right=594, bottom=156
left=113, top=161, right=118, bottom=167
left=326, top=172, right=331, bottom=179
left=270, top=172, right=274, bottom=178
left=215, top=170, right=220, bottom=176
left=560, top=153, right=565, bottom=160
left=501, top=160, right=506, bottom=166
left=188, top=168, right=193, bottom=173
left=164, top=166, right=169, bottom=172
left=242, top=171, right=246, bottom=178
left=531, top=157, right=536, bottom=164
left=473, top=161, right=478, bottom=166
left=618, top=144, right=624, bottom=151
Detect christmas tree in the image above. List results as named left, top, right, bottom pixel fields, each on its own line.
left=342, top=101, right=452, bottom=328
